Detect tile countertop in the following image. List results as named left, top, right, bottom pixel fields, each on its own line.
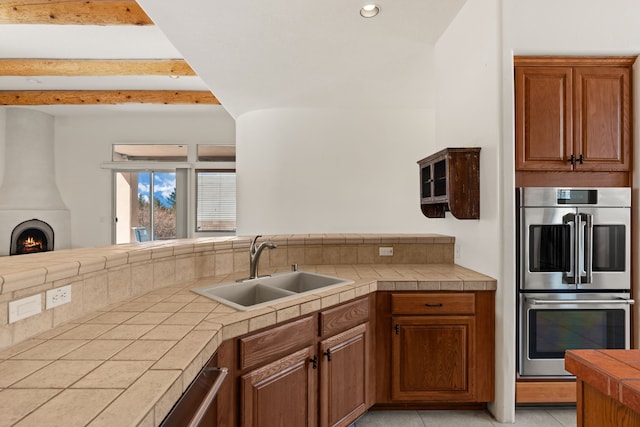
left=0, top=263, right=495, bottom=427
left=565, top=349, right=640, bottom=415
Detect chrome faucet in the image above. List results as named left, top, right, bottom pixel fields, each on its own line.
left=249, top=235, right=277, bottom=279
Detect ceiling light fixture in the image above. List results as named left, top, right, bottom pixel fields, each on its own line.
left=360, top=4, right=380, bottom=18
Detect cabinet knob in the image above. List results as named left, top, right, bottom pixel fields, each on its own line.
left=323, top=349, right=332, bottom=362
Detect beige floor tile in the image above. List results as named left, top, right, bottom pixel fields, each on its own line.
left=61, top=340, right=133, bottom=361
left=72, top=360, right=153, bottom=388
left=11, top=340, right=89, bottom=360
left=14, top=389, right=121, bottom=427
left=0, top=388, right=61, bottom=427
left=0, top=360, right=51, bottom=387
left=11, top=360, right=101, bottom=388
left=111, top=340, right=177, bottom=361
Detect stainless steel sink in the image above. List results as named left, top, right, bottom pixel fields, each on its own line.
left=192, top=271, right=352, bottom=311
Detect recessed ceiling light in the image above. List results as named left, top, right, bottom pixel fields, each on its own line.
left=360, top=4, right=380, bottom=18
left=169, top=75, right=180, bottom=79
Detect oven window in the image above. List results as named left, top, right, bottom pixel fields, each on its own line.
left=529, top=309, right=626, bottom=359
left=592, top=225, right=625, bottom=272
left=529, top=225, right=571, bottom=272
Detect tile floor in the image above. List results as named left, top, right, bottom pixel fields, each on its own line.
left=354, top=406, right=576, bottom=426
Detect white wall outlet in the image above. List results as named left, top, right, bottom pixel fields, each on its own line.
left=379, top=247, right=394, bottom=256
left=46, top=285, right=72, bottom=309
left=8, top=294, right=42, bottom=324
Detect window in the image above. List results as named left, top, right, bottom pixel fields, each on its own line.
left=196, top=170, right=236, bottom=232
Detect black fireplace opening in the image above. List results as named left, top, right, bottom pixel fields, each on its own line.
left=10, top=219, right=54, bottom=255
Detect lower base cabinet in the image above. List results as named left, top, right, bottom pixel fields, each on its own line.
left=217, top=296, right=372, bottom=427
left=241, top=346, right=317, bottom=427
left=212, top=291, right=495, bottom=426
left=320, top=323, right=369, bottom=427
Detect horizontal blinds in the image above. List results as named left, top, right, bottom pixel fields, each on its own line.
left=197, top=171, right=236, bottom=231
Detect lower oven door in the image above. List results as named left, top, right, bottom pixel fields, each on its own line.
left=518, top=292, right=633, bottom=378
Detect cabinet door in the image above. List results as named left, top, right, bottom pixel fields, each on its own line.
left=574, top=67, right=630, bottom=171
left=392, top=316, right=475, bottom=401
left=319, top=323, right=368, bottom=427
left=515, top=67, right=574, bottom=171
left=240, top=346, right=316, bottom=427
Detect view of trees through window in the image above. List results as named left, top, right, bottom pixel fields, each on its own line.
left=137, top=186, right=176, bottom=240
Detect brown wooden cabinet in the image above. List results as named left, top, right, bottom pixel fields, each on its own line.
left=217, top=296, right=372, bottom=427
left=417, top=148, right=480, bottom=219
left=514, top=56, right=635, bottom=186
left=376, top=291, right=494, bottom=406
left=241, top=346, right=317, bottom=427
left=319, top=323, right=369, bottom=427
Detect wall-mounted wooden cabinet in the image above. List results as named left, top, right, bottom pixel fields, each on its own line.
left=514, top=56, right=635, bottom=187
left=418, top=147, right=480, bottom=219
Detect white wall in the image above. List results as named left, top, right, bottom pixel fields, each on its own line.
left=53, top=109, right=235, bottom=248
left=235, top=108, right=437, bottom=235
left=433, top=0, right=506, bottom=420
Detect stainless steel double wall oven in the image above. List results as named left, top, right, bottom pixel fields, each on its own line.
left=517, top=187, right=633, bottom=377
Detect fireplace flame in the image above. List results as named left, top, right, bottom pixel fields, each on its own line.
left=22, top=236, right=43, bottom=250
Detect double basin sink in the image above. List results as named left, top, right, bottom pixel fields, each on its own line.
left=192, top=271, right=353, bottom=311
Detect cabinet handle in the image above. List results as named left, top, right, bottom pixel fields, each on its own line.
left=568, top=154, right=576, bottom=165
left=425, top=303, right=443, bottom=307
left=394, top=324, right=399, bottom=335
left=324, top=349, right=332, bottom=362
left=310, top=355, right=318, bottom=369
left=578, top=154, right=584, bottom=164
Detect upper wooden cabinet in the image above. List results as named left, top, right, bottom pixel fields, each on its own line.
left=515, top=56, right=634, bottom=173
left=417, top=147, right=480, bottom=219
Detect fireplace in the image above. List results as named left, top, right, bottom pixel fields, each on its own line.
left=10, top=219, right=54, bottom=255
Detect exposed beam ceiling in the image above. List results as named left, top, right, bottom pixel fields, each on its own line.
left=0, top=0, right=152, bottom=25
left=0, top=0, right=221, bottom=109
left=0, top=90, right=218, bottom=105
left=0, top=59, right=197, bottom=76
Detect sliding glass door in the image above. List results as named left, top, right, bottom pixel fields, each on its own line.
left=114, top=170, right=177, bottom=243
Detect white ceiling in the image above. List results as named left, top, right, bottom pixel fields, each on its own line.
left=0, top=0, right=466, bottom=118
left=137, top=0, right=467, bottom=117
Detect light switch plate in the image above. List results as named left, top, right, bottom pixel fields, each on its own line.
left=8, top=294, right=42, bottom=324
left=379, top=247, right=394, bottom=256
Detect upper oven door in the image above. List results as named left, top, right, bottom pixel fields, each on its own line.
left=520, top=206, right=577, bottom=290
left=576, top=206, right=630, bottom=291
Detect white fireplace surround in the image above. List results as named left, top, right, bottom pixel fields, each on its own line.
left=0, top=108, right=71, bottom=256
left=10, top=219, right=55, bottom=255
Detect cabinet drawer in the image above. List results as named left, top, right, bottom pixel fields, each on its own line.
left=391, top=293, right=475, bottom=315
left=239, top=316, right=315, bottom=370
left=319, top=297, right=369, bottom=338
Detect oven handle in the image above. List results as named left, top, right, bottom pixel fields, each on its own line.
left=527, top=298, right=635, bottom=305
left=582, top=213, right=593, bottom=284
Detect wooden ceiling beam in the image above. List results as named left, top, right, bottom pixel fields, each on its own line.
left=0, top=59, right=196, bottom=76
left=0, top=0, right=153, bottom=25
left=0, top=90, right=220, bottom=105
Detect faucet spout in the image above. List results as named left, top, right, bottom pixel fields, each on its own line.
left=249, top=235, right=277, bottom=279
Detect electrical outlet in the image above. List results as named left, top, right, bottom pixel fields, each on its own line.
left=9, top=294, right=42, bottom=323
left=379, top=247, right=394, bottom=256
left=46, top=285, right=72, bottom=309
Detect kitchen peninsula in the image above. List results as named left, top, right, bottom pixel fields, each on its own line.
left=0, top=234, right=496, bottom=426
left=566, top=349, right=640, bottom=427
